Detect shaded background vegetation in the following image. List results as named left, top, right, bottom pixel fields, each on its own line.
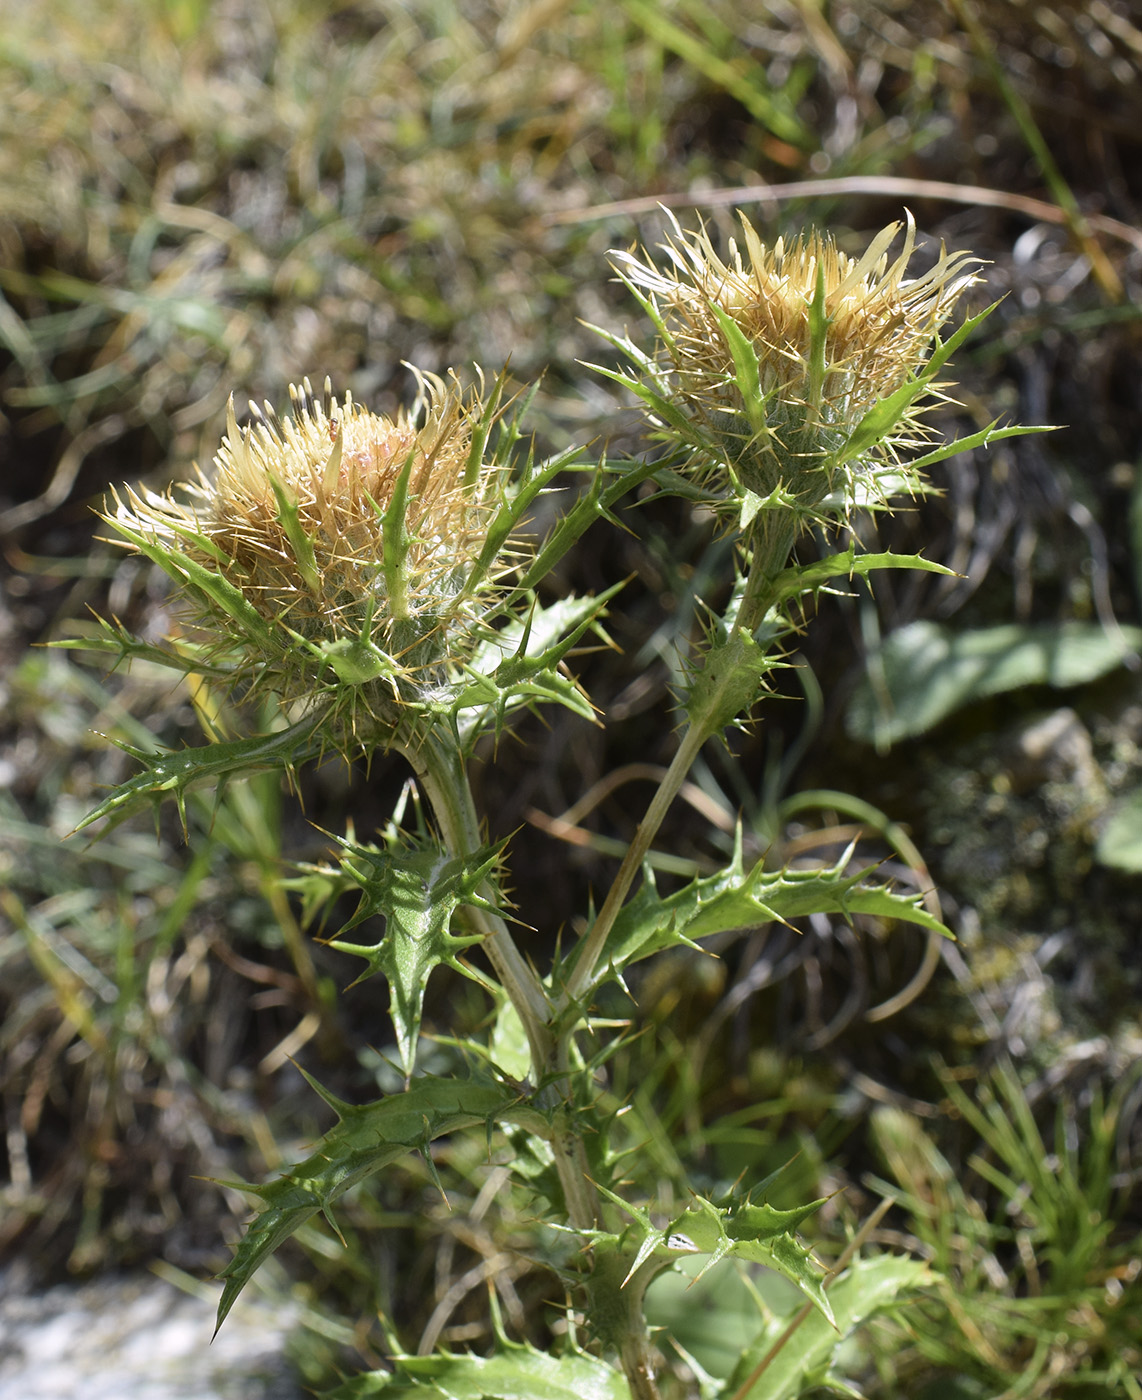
left=2, top=0, right=1142, bottom=1393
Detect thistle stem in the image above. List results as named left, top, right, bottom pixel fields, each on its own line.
left=401, top=732, right=552, bottom=1059
left=400, top=732, right=599, bottom=1231
left=561, top=509, right=798, bottom=1010
left=561, top=721, right=708, bottom=1009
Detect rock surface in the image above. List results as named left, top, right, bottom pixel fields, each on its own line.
left=0, top=1268, right=304, bottom=1400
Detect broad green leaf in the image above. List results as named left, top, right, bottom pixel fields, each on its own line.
left=593, top=837, right=949, bottom=975
left=319, top=1341, right=630, bottom=1399
left=73, top=715, right=325, bottom=835
left=722, top=1253, right=932, bottom=1399
left=848, top=620, right=1142, bottom=747
left=645, top=1254, right=782, bottom=1383
left=1096, top=787, right=1142, bottom=873
left=216, top=1075, right=520, bottom=1331
left=324, top=835, right=498, bottom=1075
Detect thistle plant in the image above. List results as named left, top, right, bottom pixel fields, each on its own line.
left=610, top=213, right=980, bottom=505
left=66, top=214, right=1042, bottom=1399
left=109, top=371, right=514, bottom=724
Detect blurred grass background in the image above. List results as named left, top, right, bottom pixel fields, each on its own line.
left=2, top=0, right=1142, bottom=1393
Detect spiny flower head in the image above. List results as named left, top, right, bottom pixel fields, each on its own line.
left=611, top=211, right=982, bottom=517
left=109, top=369, right=515, bottom=727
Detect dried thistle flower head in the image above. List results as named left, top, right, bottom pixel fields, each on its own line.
left=110, top=369, right=514, bottom=726
left=611, top=211, right=982, bottom=513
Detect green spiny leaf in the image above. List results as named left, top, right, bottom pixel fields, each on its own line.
left=685, top=626, right=773, bottom=732
left=806, top=260, right=831, bottom=413
left=901, top=418, right=1055, bottom=473
left=664, top=1192, right=833, bottom=1324
left=50, top=616, right=237, bottom=681
left=593, top=836, right=949, bottom=975
left=583, top=357, right=701, bottom=441
left=452, top=591, right=618, bottom=735
left=317, top=1340, right=629, bottom=1399
left=266, top=473, right=321, bottom=597
left=837, top=303, right=1000, bottom=468
left=709, top=303, right=769, bottom=439
left=73, top=715, right=324, bottom=834
left=488, top=588, right=619, bottom=686
left=324, top=834, right=499, bottom=1076
left=770, top=548, right=957, bottom=608
left=514, top=455, right=660, bottom=595
left=215, top=1075, right=520, bottom=1332
left=463, top=368, right=507, bottom=491
left=110, top=517, right=279, bottom=654
left=473, top=443, right=585, bottom=590
left=380, top=445, right=416, bottom=623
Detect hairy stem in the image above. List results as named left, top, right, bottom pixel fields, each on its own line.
left=620, top=1338, right=662, bottom=1400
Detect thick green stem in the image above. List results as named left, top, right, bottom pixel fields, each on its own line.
left=619, top=1337, right=661, bottom=1400
left=400, top=731, right=599, bottom=1231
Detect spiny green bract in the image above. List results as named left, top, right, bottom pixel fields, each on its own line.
left=103, top=369, right=551, bottom=753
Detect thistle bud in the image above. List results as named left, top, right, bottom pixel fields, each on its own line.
left=109, top=370, right=512, bottom=734
left=611, top=212, right=981, bottom=516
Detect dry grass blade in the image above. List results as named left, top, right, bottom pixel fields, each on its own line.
left=544, top=174, right=1142, bottom=255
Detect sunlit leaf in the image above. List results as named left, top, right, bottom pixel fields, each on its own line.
left=215, top=1075, right=521, bottom=1332
left=723, top=1253, right=933, bottom=1399
left=319, top=1341, right=629, bottom=1399
left=590, top=835, right=949, bottom=976
left=324, top=834, right=499, bottom=1075
left=1096, top=787, right=1142, bottom=873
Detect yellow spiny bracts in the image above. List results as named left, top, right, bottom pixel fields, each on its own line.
left=612, top=212, right=982, bottom=508
left=110, top=370, right=513, bottom=720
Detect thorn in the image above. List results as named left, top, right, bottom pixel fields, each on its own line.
left=323, top=421, right=344, bottom=494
